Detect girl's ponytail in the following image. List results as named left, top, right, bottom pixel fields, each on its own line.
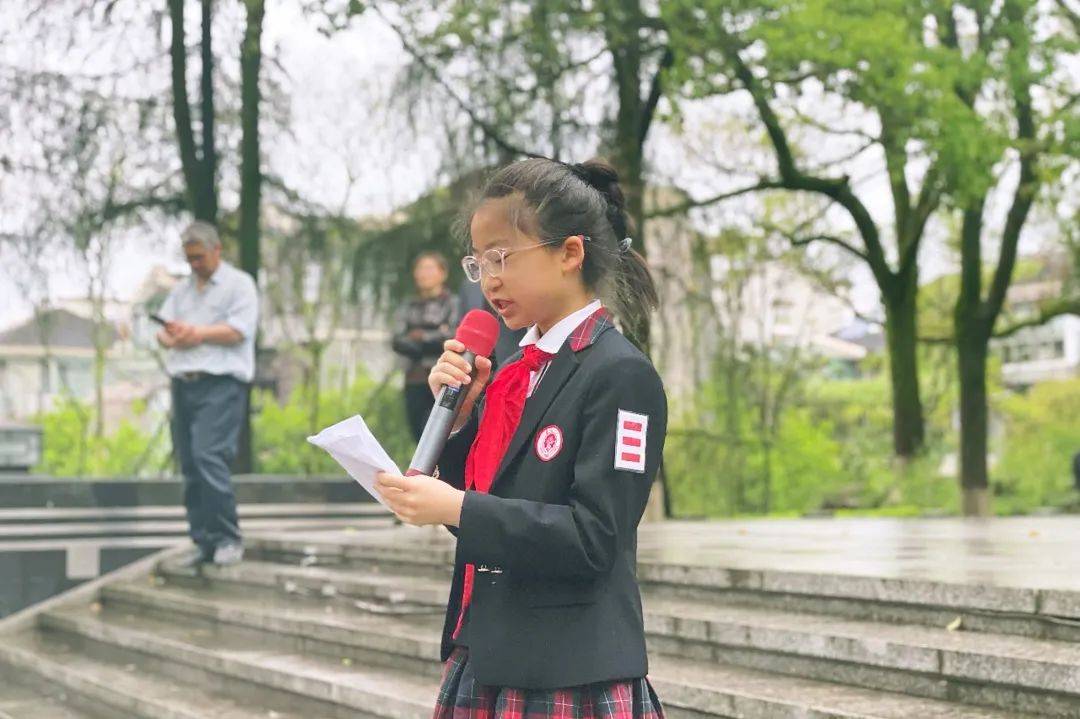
left=567, top=160, right=659, bottom=325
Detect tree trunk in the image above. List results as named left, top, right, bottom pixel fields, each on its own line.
left=93, top=321, right=106, bottom=439
left=882, top=281, right=925, bottom=458
left=168, top=0, right=217, bottom=222
left=604, top=0, right=669, bottom=521
left=239, top=0, right=264, bottom=281
left=956, top=326, right=991, bottom=517
left=605, top=0, right=650, bottom=350
left=233, top=0, right=265, bottom=475
left=723, top=352, right=744, bottom=513
left=197, top=0, right=218, bottom=222
left=307, top=345, right=323, bottom=438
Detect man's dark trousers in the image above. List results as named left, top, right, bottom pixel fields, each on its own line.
left=170, top=373, right=245, bottom=556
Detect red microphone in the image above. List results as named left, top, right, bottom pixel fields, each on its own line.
left=406, top=310, right=499, bottom=476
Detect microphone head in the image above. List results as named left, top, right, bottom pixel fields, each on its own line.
left=455, top=309, right=500, bottom=357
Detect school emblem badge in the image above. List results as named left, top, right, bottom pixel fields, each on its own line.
left=614, top=409, right=648, bottom=473
left=534, top=424, right=564, bottom=462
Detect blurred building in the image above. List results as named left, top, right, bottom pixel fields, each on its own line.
left=711, top=257, right=860, bottom=357
left=645, top=187, right=869, bottom=400
left=994, top=255, right=1079, bottom=388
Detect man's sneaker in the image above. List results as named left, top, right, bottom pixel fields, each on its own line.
left=174, top=545, right=210, bottom=570
left=212, top=542, right=244, bottom=566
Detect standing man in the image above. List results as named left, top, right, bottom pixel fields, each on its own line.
left=157, top=221, right=258, bottom=567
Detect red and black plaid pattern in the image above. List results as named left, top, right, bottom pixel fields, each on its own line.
left=569, top=307, right=615, bottom=353
left=433, top=647, right=665, bottom=719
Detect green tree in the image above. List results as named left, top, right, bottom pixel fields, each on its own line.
left=356, top=0, right=672, bottom=347
left=996, top=378, right=1080, bottom=513
left=940, top=0, right=1078, bottom=515
left=662, top=0, right=958, bottom=462
left=662, top=2, right=1078, bottom=510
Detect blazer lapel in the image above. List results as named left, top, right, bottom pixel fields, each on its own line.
left=488, top=306, right=616, bottom=490
left=492, top=341, right=579, bottom=487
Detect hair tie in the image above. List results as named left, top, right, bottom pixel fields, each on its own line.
left=619, top=237, right=632, bottom=254
left=566, top=162, right=589, bottom=183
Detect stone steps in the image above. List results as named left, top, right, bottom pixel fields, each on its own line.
left=101, top=579, right=445, bottom=678
left=0, top=662, right=110, bottom=719
left=151, top=560, right=1080, bottom=716
left=35, top=606, right=437, bottom=719
left=0, top=524, right=1074, bottom=718
left=0, top=628, right=315, bottom=719
left=158, top=558, right=450, bottom=609
left=242, top=532, right=1080, bottom=642
left=43, top=582, right=1035, bottom=719
left=646, top=654, right=1033, bottom=719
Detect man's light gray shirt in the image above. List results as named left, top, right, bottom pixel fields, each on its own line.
left=159, top=261, right=258, bottom=383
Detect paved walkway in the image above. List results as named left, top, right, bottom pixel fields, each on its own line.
left=633, top=517, right=1080, bottom=591
left=280, top=516, right=1080, bottom=592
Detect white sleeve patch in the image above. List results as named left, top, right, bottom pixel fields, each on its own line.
left=614, top=409, right=648, bottom=473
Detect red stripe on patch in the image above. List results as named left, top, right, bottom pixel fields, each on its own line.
left=620, top=452, right=641, bottom=463
left=623, top=437, right=642, bottom=447
left=623, top=421, right=643, bottom=432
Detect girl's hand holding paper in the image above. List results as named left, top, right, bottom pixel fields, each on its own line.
left=374, top=472, right=464, bottom=527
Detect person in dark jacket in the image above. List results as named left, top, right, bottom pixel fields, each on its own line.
left=375, top=158, right=667, bottom=716
left=392, top=252, right=462, bottom=442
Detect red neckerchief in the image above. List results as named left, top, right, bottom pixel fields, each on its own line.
left=452, top=344, right=552, bottom=638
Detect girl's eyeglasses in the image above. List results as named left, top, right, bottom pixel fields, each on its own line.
left=461, top=237, right=590, bottom=283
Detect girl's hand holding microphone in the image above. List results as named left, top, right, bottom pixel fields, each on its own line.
left=429, top=338, right=492, bottom=431
left=374, top=338, right=492, bottom=527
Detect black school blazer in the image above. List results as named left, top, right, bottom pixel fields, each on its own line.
left=434, top=313, right=668, bottom=689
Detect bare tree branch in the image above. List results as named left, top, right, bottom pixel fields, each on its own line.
left=370, top=3, right=535, bottom=159
left=646, top=179, right=786, bottom=219
left=993, top=297, right=1080, bottom=339
left=787, top=233, right=870, bottom=263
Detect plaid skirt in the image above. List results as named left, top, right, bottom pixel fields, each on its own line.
left=432, top=646, right=665, bottom=719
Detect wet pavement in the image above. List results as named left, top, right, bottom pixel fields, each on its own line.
left=273, top=515, right=1080, bottom=592
left=633, top=517, right=1080, bottom=591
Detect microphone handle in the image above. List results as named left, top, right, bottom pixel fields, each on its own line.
left=406, top=349, right=477, bottom=477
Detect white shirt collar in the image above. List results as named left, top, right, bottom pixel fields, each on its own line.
left=189, top=260, right=227, bottom=287
left=519, top=299, right=603, bottom=355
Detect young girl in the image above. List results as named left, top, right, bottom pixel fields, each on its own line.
left=375, top=157, right=668, bottom=718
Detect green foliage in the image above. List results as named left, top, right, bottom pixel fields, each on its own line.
left=664, top=362, right=850, bottom=518
left=665, top=356, right=963, bottom=519
left=919, top=259, right=1048, bottom=341
left=664, top=0, right=1074, bottom=205
left=34, top=398, right=170, bottom=477
left=664, top=337, right=1080, bottom=518
left=253, top=368, right=416, bottom=476
left=994, top=379, right=1080, bottom=513
left=804, top=373, right=958, bottom=511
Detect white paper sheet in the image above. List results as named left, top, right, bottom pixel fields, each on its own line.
left=307, top=415, right=402, bottom=510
